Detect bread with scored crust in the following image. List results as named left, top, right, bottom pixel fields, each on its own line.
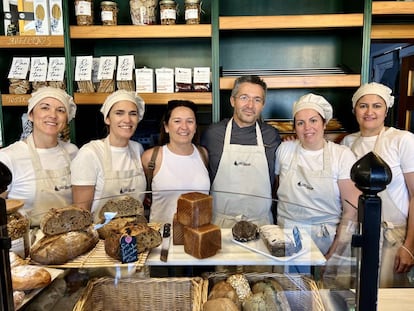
left=99, top=195, right=144, bottom=222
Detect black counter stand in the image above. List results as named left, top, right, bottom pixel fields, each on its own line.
left=0, top=161, right=14, bottom=311
left=350, top=151, right=392, bottom=311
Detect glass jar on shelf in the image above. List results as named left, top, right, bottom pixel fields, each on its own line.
left=6, top=199, right=30, bottom=258
left=130, top=0, right=158, bottom=25
left=159, top=0, right=177, bottom=25
left=184, top=0, right=201, bottom=24
left=75, top=0, right=94, bottom=26
left=101, top=1, right=118, bottom=25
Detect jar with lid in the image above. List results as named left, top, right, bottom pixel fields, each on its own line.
left=75, top=0, right=94, bottom=26
left=6, top=199, right=30, bottom=258
left=184, top=0, right=201, bottom=24
left=130, top=0, right=158, bottom=25
left=159, top=0, right=177, bottom=25
left=101, top=1, right=118, bottom=25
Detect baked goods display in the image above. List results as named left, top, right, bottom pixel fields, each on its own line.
left=244, top=278, right=291, bottom=311
left=232, top=220, right=259, bottom=242
left=104, top=223, right=162, bottom=261
left=259, top=225, right=296, bottom=257
left=30, top=206, right=99, bottom=265
left=97, top=215, right=148, bottom=240
left=11, top=265, right=52, bottom=291
left=174, top=192, right=222, bottom=259
left=98, top=195, right=144, bottom=222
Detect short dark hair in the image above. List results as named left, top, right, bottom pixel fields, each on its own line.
left=231, top=75, right=267, bottom=99
left=159, top=100, right=199, bottom=145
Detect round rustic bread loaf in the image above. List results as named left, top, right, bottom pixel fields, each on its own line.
left=11, top=265, right=51, bottom=291
left=203, top=298, right=239, bottom=311
left=97, top=215, right=147, bottom=240
left=232, top=220, right=258, bottom=242
left=208, top=280, right=241, bottom=308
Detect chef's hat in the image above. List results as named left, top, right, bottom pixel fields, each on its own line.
left=28, top=87, right=76, bottom=123
left=352, top=82, right=394, bottom=109
left=100, top=90, right=145, bottom=121
left=292, top=93, right=333, bottom=123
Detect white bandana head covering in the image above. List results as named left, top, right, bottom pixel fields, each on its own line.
left=352, top=82, right=394, bottom=109
left=292, top=93, right=333, bottom=122
left=28, top=87, right=76, bottom=123
left=100, top=90, right=145, bottom=121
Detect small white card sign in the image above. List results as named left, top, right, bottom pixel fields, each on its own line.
left=47, top=57, right=65, bottom=82
left=8, top=57, right=31, bottom=79
left=117, top=55, right=135, bottom=81
left=97, top=56, right=117, bottom=80
left=29, top=56, right=48, bottom=82
left=75, top=56, right=93, bottom=81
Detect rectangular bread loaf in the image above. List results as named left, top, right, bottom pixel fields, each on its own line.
left=183, top=223, right=221, bottom=259
left=173, top=213, right=184, bottom=245
left=259, top=225, right=296, bottom=257
left=177, top=192, right=212, bottom=228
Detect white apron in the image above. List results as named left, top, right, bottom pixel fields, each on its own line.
left=277, top=141, right=339, bottom=255
left=27, top=134, right=72, bottom=227
left=211, top=119, right=272, bottom=228
left=351, top=129, right=410, bottom=287
left=92, top=137, right=146, bottom=223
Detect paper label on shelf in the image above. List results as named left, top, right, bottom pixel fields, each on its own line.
left=117, top=55, right=135, bottom=81
left=8, top=57, right=30, bottom=79
left=74, top=56, right=93, bottom=81
left=48, top=0, right=63, bottom=35
left=46, top=57, right=65, bottom=81
left=156, top=67, right=174, bottom=93
left=194, top=67, right=211, bottom=83
left=33, top=0, right=50, bottom=35
left=97, top=56, right=116, bottom=80
left=29, top=56, right=48, bottom=81
left=135, top=67, right=154, bottom=93
left=175, top=67, right=192, bottom=83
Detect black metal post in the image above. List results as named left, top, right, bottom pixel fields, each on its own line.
left=350, top=152, right=392, bottom=311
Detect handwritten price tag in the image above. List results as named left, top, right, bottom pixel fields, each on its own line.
left=120, top=235, right=138, bottom=264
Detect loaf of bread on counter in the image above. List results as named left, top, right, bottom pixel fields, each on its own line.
left=40, top=205, right=92, bottom=236
left=97, top=215, right=147, bottom=240
left=11, top=265, right=51, bottom=291
left=173, top=213, right=184, bottom=245
left=30, top=226, right=99, bottom=265
left=177, top=192, right=213, bottom=228
left=259, top=225, right=296, bottom=257
left=245, top=278, right=291, bottom=311
left=232, top=220, right=259, bottom=242
left=104, top=223, right=162, bottom=261
left=183, top=223, right=221, bottom=259
left=99, top=195, right=144, bottom=222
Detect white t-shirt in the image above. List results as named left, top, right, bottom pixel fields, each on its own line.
left=70, top=139, right=145, bottom=214
left=0, top=140, right=78, bottom=211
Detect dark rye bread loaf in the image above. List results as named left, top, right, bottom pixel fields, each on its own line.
left=232, top=220, right=259, bottom=242
left=259, top=225, right=296, bottom=257
left=99, top=196, right=144, bottom=222
left=104, top=223, right=162, bottom=261
left=40, top=205, right=92, bottom=236
left=30, top=226, right=99, bottom=265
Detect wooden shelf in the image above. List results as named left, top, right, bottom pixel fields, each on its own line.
left=0, top=35, right=64, bottom=48
left=1, top=92, right=212, bottom=107
left=220, top=74, right=361, bottom=90
left=371, top=24, right=414, bottom=40
left=219, top=14, right=363, bottom=30
left=74, top=92, right=212, bottom=105
left=70, top=25, right=212, bottom=39
left=373, top=1, right=414, bottom=15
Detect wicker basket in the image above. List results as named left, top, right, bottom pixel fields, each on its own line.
left=73, top=276, right=208, bottom=311
left=205, top=272, right=325, bottom=311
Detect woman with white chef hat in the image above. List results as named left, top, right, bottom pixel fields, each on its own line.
left=341, top=82, right=414, bottom=287
left=275, top=93, right=360, bottom=259
left=71, top=90, right=147, bottom=223
left=0, top=86, right=78, bottom=227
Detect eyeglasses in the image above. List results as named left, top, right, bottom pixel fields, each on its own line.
left=235, top=94, right=264, bottom=105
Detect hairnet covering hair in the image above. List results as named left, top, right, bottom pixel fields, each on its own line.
left=27, top=87, right=77, bottom=123
left=100, top=90, right=145, bottom=121
left=352, top=82, right=394, bottom=109
left=292, top=93, right=333, bottom=122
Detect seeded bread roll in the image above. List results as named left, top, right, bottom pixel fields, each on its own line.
left=97, top=215, right=148, bottom=240
left=248, top=278, right=291, bottom=311
left=11, top=265, right=51, bottom=291
left=40, top=206, right=92, bottom=236
left=104, top=223, right=162, bottom=261
left=30, top=226, right=99, bottom=265
left=99, top=196, right=144, bottom=222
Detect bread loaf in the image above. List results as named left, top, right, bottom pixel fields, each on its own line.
left=226, top=274, right=252, bottom=303
left=173, top=213, right=184, bottom=245
left=232, top=220, right=258, bottom=242
left=40, top=205, right=92, bottom=236
left=9, top=252, right=28, bottom=268
left=177, top=192, right=212, bottom=228
left=11, top=265, right=51, bottom=291
left=183, top=223, right=221, bottom=259
left=97, top=215, right=147, bottom=240
left=208, top=281, right=240, bottom=308
left=259, top=225, right=296, bottom=257
left=203, top=298, right=240, bottom=311
left=104, top=223, right=162, bottom=261
left=249, top=278, right=291, bottom=311
left=30, top=226, right=99, bottom=265
left=99, top=195, right=144, bottom=221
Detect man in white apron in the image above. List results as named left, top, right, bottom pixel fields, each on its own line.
left=202, top=75, right=281, bottom=228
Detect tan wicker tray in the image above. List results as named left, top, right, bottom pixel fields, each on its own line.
left=205, top=272, right=325, bottom=311
left=73, top=276, right=209, bottom=311
left=45, top=223, right=161, bottom=270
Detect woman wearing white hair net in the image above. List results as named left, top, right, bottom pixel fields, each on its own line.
left=71, top=90, right=147, bottom=223
left=0, top=86, right=78, bottom=227
left=341, top=82, right=414, bottom=287
left=275, top=93, right=360, bottom=276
